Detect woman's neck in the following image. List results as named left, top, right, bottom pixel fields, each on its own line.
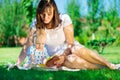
left=45, top=22, right=53, bottom=29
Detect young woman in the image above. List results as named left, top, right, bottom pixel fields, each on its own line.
left=16, top=0, right=119, bottom=70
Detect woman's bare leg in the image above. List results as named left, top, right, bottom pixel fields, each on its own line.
left=72, top=47, right=115, bottom=69
left=63, top=54, right=100, bottom=69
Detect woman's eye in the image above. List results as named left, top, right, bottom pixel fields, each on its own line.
left=48, top=13, right=51, bottom=16
left=41, top=14, right=45, bottom=18
left=40, top=14, right=45, bottom=18
left=43, top=14, right=45, bottom=17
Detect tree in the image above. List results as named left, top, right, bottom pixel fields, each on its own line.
left=66, top=0, right=81, bottom=37
left=0, top=0, right=28, bottom=47
left=87, top=0, right=101, bottom=40
left=21, top=0, right=39, bottom=24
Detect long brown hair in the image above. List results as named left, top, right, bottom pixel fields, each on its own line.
left=36, top=0, right=60, bottom=29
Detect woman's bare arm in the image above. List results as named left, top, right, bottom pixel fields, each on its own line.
left=54, top=24, right=74, bottom=66
left=16, top=28, right=35, bottom=66
left=63, top=24, right=74, bottom=47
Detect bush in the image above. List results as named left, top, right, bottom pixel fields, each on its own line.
left=87, top=38, right=116, bottom=54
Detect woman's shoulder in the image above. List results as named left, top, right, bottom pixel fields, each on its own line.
left=59, top=14, right=72, bottom=27
left=60, top=14, right=71, bottom=20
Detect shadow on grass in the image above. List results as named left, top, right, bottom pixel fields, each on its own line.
left=0, top=65, right=120, bottom=80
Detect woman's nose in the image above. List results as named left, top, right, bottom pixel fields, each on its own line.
left=44, top=14, right=48, bottom=19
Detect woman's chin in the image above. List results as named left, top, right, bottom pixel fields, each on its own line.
left=44, top=21, right=50, bottom=24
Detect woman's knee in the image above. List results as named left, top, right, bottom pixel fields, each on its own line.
left=71, top=47, right=87, bottom=56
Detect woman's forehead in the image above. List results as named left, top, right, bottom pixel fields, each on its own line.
left=42, top=6, right=53, bottom=14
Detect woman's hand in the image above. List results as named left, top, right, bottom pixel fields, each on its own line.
left=54, top=55, right=65, bottom=67
left=54, top=47, right=73, bottom=67
left=64, top=48, right=72, bottom=56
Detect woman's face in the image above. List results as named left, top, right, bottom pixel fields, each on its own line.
left=40, top=7, right=54, bottom=24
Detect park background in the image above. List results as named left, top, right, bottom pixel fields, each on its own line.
left=0, top=0, right=120, bottom=80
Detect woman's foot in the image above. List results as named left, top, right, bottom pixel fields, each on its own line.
left=109, top=64, right=120, bottom=70
left=115, top=64, right=120, bottom=70
left=107, top=64, right=116, bottom=70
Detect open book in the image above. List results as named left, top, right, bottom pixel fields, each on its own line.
left=45, top=48, right=72, bottom=67
left=44, top=55, right=60, bottom=67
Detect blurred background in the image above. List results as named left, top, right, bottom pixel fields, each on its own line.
left=0, top=0, right=120, bottom=54
left=0, top=1, right=120, bottom=79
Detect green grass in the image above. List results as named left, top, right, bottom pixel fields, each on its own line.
left=0, top=67, right=120, bottom=80
left=101, top=46, right=120, bottom=63
left=0, top=47, right=120, bottom=80
left=0, top=47, right=21, bottom=65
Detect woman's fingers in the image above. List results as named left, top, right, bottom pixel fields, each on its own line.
left=54, top=56, right=65, bottom=65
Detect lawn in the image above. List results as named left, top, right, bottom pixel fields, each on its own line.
left=0, top=47, right=120, bottom=80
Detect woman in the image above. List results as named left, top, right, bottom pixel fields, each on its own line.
left=16, top=0, right=119, bottom=70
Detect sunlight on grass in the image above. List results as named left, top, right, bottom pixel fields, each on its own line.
left=0, top=47, right=120, bottom=80
left=100, top=46, right=120, bottom=63
left=0, top=47, right=22, bottom=65
left=0, top=46, right=120, bottom=65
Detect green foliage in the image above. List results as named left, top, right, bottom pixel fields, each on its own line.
left=101, top=2, right=120, bottom=30
left=0, top=0, right=38, bottom=46
left=87, top=0, right=100, bottom=33
left=66, top=0, right=120, bottom=47
left=0, top=0, right=40, bottom=47
left=0, top=0, right=28, bottom=47
left=89, top=18, right=117, bottom=51
left=66, top=0, right=91, bottom=45
left=113, top=30, right=120, bottom=46
left=0, top=0, right=120, bottom=47
left=21, top=0, right=38, bottom=24
left=75, top=31, right=89, bottom=45
left=66, top=0, right=81, bottom=37
left=87, top=38, right=116, bottom=54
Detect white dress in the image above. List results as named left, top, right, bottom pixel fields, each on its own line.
left=30, top=14, right=84, bottom=56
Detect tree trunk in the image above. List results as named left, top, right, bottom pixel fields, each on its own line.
left=92, top=33, right=95, bottom=40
